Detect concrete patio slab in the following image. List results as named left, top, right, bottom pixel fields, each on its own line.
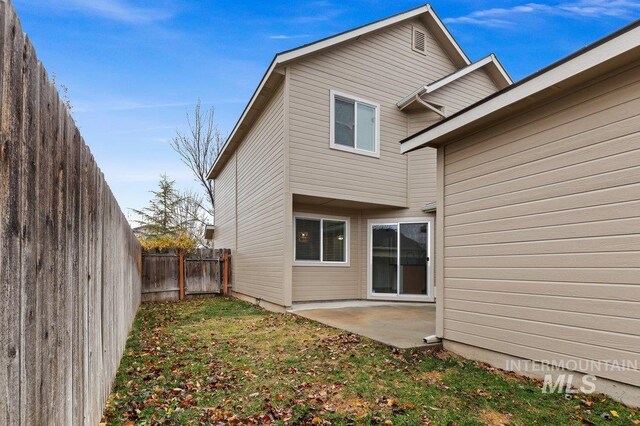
left=288, top=302, right=436, bottom=349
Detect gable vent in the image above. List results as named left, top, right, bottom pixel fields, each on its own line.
left=412, top=26, right=427, bottom=55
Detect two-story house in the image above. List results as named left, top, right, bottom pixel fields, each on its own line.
left=207, top=4, right=511, bottom=310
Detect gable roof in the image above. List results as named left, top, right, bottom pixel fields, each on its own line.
left=208, top=4, right=473, bottom=179
left=400, top=19, right=640, bottom=153
left=397, top=54, right=512, bottom=110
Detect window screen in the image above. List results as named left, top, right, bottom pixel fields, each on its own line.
left=334, top=97, right=355, bottom=148
left=295, top=218, right=321, bottom=261
left=323, top=220, right=346, bottom=262
left=356, top=103, right=376, bottom=152
left=295, top=217, right=348, bottom=263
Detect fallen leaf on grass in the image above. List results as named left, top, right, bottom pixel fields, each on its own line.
left=576, top=415, right=595, bottom=426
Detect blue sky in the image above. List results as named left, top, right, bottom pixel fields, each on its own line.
left=13, top=0, right=640, bottom=221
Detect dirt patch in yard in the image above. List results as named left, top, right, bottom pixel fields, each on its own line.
left=478, top=409, right=513, bottom=425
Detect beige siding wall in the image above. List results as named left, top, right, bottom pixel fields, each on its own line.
left=217, top=83, right=286, bottom=305
left=406, top=68, right=498, bottom=212
left=292, top=204, right=362, bottom=302
left=291, top=204, right=436, bottom=302
left=407, top=114, right=439, bottom=213
left=213, top=151, right=236, bottom=251
left=287, top=19, right=457, bottom=207
left=408, top=149, right=437, bottom=210
left=214, top=19, right=504, bottom=306
left=441, top=62, right=640, bottom=386
left=286, top=33, right=503, bottom=303
left=428, top=68, right=498, bottom=114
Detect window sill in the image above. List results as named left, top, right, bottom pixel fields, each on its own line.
left=293, top=261, right=351, bottom=268
left=329, top=143, right=380, bottom=158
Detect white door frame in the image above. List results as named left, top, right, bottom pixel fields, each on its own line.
left=367, top=217, right=435, bottom=302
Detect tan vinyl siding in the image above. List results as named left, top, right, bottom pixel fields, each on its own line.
left=233, top=83, right=287, bottom=305
left=292, top=204, right=361, bottom=302
left=213, top=152, right=236, bottom=251
left=291, top=205, right=436, bottom=302
left=427, top=68, right=499, bottom=114
left=213, top=17, right=505, bottom=306
left=408, top=111, right=440, bottom=135
left=288, top=19, right=457, bottom=207
left=408, top=148, right=437, bottom=210
left=405, top=69, right=498, bottom=216
left=441, top=61, right=640, bottom=386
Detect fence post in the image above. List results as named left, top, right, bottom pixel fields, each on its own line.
left=223, top=250, right=229, bottom=296
left=178, top=249, right=185, bottom=301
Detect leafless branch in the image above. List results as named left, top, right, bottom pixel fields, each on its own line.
left=170, top=100, right=223, bottom=217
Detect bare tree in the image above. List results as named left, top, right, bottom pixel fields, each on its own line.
left=51, top=73, right=73, bottom=112
left=175, top=188, right=212, bottom=247
left=170, top=100, right=223, bottom=216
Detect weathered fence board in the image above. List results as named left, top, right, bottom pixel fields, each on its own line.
left=0, top=1, right=142, bottom=424
left=142, top=249, right=228, bottom=302
left=185, top=258, right=220, bottom=294
left=142, top=253, right=180, bottom=302
left=185, top=248, right=220, bottom=295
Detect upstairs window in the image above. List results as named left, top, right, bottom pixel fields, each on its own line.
left=330, top=90, right=380, bottom=157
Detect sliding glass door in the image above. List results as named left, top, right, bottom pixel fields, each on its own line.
left=370, top=220, right=431, bottom=300
left=371, top=224, right=398, bottom=294
left=399, top=223, right=428, bottom=295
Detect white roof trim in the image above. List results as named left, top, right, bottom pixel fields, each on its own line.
left=209, top=4, right=471, bottom=179
left=427, top=8, right=471, bottom=67
left=397, top=54, right=511, bottom=109
left=401, top=23, right=640, bottom=153
left=276, top=5, right=466, bottom=65
left=208, top=59, right=278, bottom=177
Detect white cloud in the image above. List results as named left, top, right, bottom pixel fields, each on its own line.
left=557, top=0, right=640, bottom=17
left=443, top=0, right=640, bottom=27
left=268, top=34, right=311, bottom=40
left=25, top=0, right=174, bottom=24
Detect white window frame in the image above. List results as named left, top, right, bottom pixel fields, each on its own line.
left=293, top=213, right=350, bottom=267
left=329, top=90, right=380, bottom=158
left=367, top=217, right=434, bottom=302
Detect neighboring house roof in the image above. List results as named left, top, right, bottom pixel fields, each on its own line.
left=396, top=54, right=512, bottom=110
left=208, top=4, right=474, bottom=179
left=400, top=19, right=640, bottom=153
left=132, top=224, right=153, bottom=237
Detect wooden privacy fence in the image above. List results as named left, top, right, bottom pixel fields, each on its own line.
left=142, top=248, right=231, bottom=302
left=0, top=2, right=142, bottom=425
